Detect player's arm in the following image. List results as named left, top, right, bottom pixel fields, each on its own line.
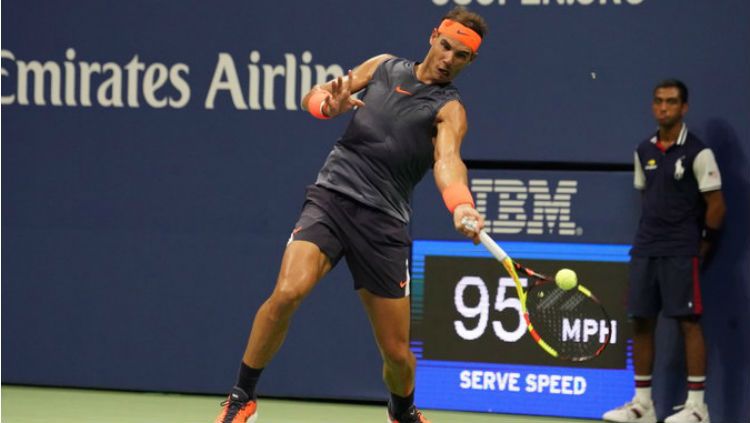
left=433, top=100, right=484, bottom=242
left=633, top=151, right=646, bottom=191
left=700, top=189, right=726, bottom=258
left=301, top=53, right=394, bottom=119
left=693, top=148, right=726, bottom=258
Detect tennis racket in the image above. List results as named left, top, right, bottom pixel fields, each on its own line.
left=462, top=218, right=612, bottom=362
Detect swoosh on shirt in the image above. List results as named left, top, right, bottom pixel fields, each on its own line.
left=395, top=85, right=414, bottom=96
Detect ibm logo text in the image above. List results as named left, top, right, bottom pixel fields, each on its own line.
left=471, top=179, right=581, bottom=236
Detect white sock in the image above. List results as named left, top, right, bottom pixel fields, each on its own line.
left=687, top=376, right=706, bottom=404
left=634, top=375, right=653, bottom=404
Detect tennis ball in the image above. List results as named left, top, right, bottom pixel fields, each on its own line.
left=555, top=268, right=578, bottom=291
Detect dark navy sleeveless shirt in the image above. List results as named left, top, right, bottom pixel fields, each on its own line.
left=315, top=58, right=462, bottom=223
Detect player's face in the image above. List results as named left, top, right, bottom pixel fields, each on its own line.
left=652, top=87, right=688, bottom=127
left=425, top=32, right=475, bottom=83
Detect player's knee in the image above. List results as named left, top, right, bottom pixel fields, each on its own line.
left=268, top=277, right=313, bottom=315
left=270, top=284, right=306, bottom=310
left=274, top=266, right=319, bottom=300
left=381, top=340, right=414, bottom=368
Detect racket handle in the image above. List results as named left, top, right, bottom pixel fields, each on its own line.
left=461, top=218, right=509, bottom=262
left=479, top=231, right=509, bottom=262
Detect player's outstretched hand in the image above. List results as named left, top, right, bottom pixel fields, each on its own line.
left=324, top=70, right=365, bottom=117
left=454, top=205, right=484, bottom=244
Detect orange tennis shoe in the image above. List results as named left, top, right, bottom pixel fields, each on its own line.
left=214, top=387, right=257, bottom=423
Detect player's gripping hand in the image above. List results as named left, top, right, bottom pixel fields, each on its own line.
left=453, top=204, right=484, bottom=244
left=323, top=70, right=365, bottom=117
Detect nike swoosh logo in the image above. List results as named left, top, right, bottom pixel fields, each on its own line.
left=395, top=85, right=413, bottom=96
left=399, top=280, right=408, bottom=289
left=456, top=29, right=469, bottom=35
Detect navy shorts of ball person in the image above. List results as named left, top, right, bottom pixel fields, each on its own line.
left=628, top=256, right=703, bottom=317
left=288, top=184, right=411, bottom=299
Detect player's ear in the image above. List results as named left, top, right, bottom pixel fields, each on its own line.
left=429, top=28, right=439, bottom=46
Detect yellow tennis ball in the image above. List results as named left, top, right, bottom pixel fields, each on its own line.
left=555, top=268, right=578, bottom=291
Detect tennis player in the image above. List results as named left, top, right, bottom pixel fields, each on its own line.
left=214, top=7, right=488, bottom=423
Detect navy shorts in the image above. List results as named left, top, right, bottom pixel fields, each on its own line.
left=288, top=185, right=411, bottom=298
left=627, top=255, right=703, bottom=318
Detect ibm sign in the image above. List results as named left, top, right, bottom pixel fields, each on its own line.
left=471, top=179, right=581, bottom=236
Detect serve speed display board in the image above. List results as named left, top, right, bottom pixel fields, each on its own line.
left=410, top=241, right=634, bottom=419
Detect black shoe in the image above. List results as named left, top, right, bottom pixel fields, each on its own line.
left=387, top=403, right=430, bottom=423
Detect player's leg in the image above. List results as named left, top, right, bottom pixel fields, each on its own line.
left=662, top=257, right=709, bottom=423
left=215, top=190, right=344, bottom=423
left=334, top=192, right=427, bottom=422
left=243, top=240, right=333, bottom=368
left=358, top=289, right=429, bottom=423
left=359, top=290, right=415, bottom=395
left=680, top=316, right=707, bottom=397
left=632, top=317, right=657, bottom=401
left=215, top=240, right=333, bottom=423
left=603, top=256, right=658, bottom=423
left=627, top=256, right=659, bottom=406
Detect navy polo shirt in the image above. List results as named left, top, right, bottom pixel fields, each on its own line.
left=631, top=124, right=722, bottom=256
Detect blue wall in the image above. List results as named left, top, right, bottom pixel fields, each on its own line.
left=3, top=1, right=749, bottom=422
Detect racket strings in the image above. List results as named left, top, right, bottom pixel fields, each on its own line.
left=559, top=292, right=586, bottom=311
left=534, top=288, right=567, bottom=310
left=526, top=283, right=609, bottom=360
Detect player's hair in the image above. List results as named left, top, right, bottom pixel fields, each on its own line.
left=443, top=6, right=488, bottom=39
left=654, top=79, right=689, bottom=103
